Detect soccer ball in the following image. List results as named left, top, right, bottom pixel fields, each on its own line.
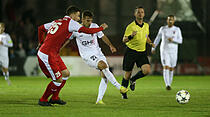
left=176, top=90, right=190, bottom=104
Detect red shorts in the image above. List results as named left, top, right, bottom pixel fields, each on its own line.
left=37, top=51, right=67, bottom=80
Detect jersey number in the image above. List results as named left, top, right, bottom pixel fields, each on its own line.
left=90, top=55, right=98, bottom=61
left=48, top=22, right=62, bottom=34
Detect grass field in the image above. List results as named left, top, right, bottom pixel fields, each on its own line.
left=0, top=76, right=210, bottom=117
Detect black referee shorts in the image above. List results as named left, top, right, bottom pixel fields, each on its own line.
left=123, top=47, right=150, bottom=71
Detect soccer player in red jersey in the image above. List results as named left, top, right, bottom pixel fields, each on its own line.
left=37, top=6, right=108, bottom=106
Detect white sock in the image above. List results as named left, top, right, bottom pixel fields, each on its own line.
left=62, top=77, right=69, bottom=81
left=163, top=69, right=170, bottom=86
left=96, top=78, right=108, bottom=102
left=102, top=68, right=121, bottom=90
left=169, top=70, right=174, bottom=86
left=3, top=72, right=9, bottom=80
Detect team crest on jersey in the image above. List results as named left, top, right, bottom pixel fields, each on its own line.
left=55, top=71, right=61, bottom=78
left=173, top=31, right=176, bottom=34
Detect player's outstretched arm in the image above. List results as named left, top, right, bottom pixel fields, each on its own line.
left=102, top=35, right=116, bottom=53
left=100, top=23, right=108, bottom=30
left=69, top=19, right=108, bottom=34
left=78, top=23, right=107, bottom=34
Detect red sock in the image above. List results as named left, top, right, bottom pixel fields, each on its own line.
left=51, top=80, right=66, bottom=100
left=40, top=81, right=59, bottom=102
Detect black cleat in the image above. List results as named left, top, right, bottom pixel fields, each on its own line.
left=38, top=99, right=52, bottom=106
left=166, top=86, right=171, bottom=90
left=49, top=98, right=66, bottom=105
left=130, top=80, right=136, bottom=91
left=121, top=93, right=128, bottom=99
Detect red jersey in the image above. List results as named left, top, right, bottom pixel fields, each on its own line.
left=38, top=16, right=104, bottom=54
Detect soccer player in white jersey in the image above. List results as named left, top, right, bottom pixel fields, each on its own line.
left=70, top=10, right=128, bottom=104
left=151, top=15, right=183, bottom=90
left=0, top=22, right=13, bottom=85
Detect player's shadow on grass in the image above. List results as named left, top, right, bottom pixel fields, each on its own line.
left=0, top=98, right=38, bottom=106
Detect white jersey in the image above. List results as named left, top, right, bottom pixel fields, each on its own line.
left=152, top=25, right=183, bottom=54
left=70, top=23, right=104, bottom=58
left=0, top=32, right=13, bottom=57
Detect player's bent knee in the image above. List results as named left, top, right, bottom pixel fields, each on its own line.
left=142, top=65, right=151, bottom=75
left=98, top=60, right=108, bottom=70
left=163, top=66, right=170, bottom=69
left=62, top=69, right=70, bottom=77
left=169, top=67, right=174, bottom=71
left=124, top=71, right=132, bottom=80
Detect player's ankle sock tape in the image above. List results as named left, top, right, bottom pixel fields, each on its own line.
left=53, top=81, right=62, bottom=86
left=62, top=77, right=69, bottom=80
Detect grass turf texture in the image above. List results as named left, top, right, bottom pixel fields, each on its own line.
left=0, top=76, right=210, bottom=117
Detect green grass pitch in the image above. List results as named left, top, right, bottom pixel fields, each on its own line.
left=0, top=75, right=210, bottom=117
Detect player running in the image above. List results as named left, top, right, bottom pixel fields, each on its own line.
left=69, top=10, right=128, bottom=104
left=151, top=15, right=183, bottom=90
left=37, top=6, right=108, bottom=106
left=0, top=22, right=13, bottom=85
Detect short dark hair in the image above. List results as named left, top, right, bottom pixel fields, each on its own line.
left=168, top=15, right=175, bottom=18
left=0, top=22, right=5, bottom=27
left=168, top=15, right=176, bottom=20
left=135, top=6, right=144, bottom=12
left=82, top=10, right=94, bottom=18
left=66, top=6, right=81, bottom=15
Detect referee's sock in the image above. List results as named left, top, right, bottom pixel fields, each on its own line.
left=121, top=78, right=129, bottom=88
left=130, top=70, right=145, bottom=81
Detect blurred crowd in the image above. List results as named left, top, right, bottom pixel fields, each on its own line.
left=2, top=0, right=39, bottom=58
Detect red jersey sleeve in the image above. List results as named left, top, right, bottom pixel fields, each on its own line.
left=68, top=19, right=104, bottom=34
left=38, top=25, right=47, bottom=44
left=78, top=26, right=104, bottom=34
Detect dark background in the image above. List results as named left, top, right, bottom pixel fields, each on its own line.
left=0, top=0, right=209, bottom=62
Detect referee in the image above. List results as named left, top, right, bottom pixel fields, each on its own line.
left=121, top=6, right=155, bottom=99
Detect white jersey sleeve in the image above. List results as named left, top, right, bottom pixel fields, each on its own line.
left=68, top=19, right=82, bottom=32
left=152, top=26, right=163, bottom=50
left=93, top=23, right=104, bottom=38
left=172, top=27, right=183, bottom=44
left=1, top=33, right=13, bottom=47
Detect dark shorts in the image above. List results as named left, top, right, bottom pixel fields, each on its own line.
left=123, top=47, right=150, bottom=71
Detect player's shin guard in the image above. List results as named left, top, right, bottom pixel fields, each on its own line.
left=130, top=70, right=145, bottom=81
left=121, top=78, right=129, bottom=88
left=102, top=68, right=121, bottom=90
left=51, top=77, right=68, bottom=100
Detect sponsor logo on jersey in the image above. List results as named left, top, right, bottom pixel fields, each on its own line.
left=82, top=40, right=94, bottom=46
